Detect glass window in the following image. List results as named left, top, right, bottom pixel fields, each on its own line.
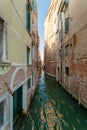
left=65, top=67, right=69, bottom=76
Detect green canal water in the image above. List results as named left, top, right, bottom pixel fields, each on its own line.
left=15, top=73, right=87, bottom=130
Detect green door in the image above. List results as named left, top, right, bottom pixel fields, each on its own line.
left=13, top=86, right=22, bottom=120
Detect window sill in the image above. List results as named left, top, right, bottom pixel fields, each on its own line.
left=0, top=62, right=11, bottom=67
left=27, top=64, right=32, bottom=67
left=65, top=32, right=69, bottom=34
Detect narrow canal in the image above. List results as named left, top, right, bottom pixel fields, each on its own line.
left=14, top=73, right=87, bottom=130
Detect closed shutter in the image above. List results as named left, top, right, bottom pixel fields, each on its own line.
left=26, top=3, right=29, bottom=28
left=32, top=0, right=34, bottom=10
left=65, top=17, right=69, bottom=33
left=28, top=11, right=30, bottom=32
left=13, top=86, right=22, bottom=120
left=26, top=3, right=31, bottom=32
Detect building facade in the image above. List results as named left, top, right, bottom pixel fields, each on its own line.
left=0, top=0, right=40, bottom=130
left=45, top=0, right=87, bottom=109
left=44, top=0, right=58, bottom=77
left=55, top=0, right=87, bottom=108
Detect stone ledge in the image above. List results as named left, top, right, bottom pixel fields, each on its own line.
left=27, top=64, right=32, bottom=67
left=0, top=62, right=11, bottom=67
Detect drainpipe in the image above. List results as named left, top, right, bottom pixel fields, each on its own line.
left=61, top=15, right=63, bottom=85
left=78, top=83, right=81, bottom=105
left=37, top=45, right=38, bottom=71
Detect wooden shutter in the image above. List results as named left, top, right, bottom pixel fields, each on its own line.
left=65, top=17, right=69, bottom=33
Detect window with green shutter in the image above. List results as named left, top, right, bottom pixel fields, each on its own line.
left=26, top=3, right=31, bottom=32
left=32, top=0, right=34, bottom=10
left=65, top=17, right=69, bottom=34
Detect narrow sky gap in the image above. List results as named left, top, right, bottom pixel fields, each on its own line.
left=37, top=0, right=51, bottom=60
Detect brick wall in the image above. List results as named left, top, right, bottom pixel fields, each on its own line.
left=55, top=0, right=87, bottom=108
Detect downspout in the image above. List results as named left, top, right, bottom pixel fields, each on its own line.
left=61, top=17, right=63, bottom=85
left=37, top=45, right=38, bottom=71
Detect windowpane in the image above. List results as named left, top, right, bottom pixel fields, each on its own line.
left=65, top=67, right=69, bottom=76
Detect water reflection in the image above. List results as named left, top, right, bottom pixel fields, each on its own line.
left=16, top=73, right=87, bottom=130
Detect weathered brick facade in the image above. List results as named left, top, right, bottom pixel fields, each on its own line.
left=0, top=0, right=41, bottom=130
left=55, top=0, right=87, bottom=108
left=45, top=0, right=87, bottom=109
left=44, top=0, right=58, bottom=77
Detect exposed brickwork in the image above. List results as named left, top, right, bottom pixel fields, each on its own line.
left=45, top=63, right=56, bottom=76
left=0, top=66, right=16, bottom=83
left=0, top=67, right=16, bottom=96
left=27, top=66, right=32, bottom=78
left=14, top=69, right=25, bottom=87
left=44, top=0, right=58, bottom=77
left=45, top=0, right=87, bottom=108
left=4, top=67, right=16, bottom=86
